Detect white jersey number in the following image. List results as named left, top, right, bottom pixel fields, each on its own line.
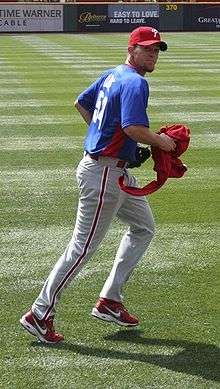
left=93, top=90, right=108, bottom=130
left=93, top=74, right=115, bottom=130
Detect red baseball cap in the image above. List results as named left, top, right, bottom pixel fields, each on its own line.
left=128, top=26, right=167, bottom=51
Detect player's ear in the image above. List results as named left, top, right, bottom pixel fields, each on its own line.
left=128, top=46, right=135, bottom=55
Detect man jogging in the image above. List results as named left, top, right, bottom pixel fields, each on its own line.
left=20, top=26, right=175, bottom=344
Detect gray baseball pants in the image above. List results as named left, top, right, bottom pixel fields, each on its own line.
left=32, top=155, right=155, bottom=320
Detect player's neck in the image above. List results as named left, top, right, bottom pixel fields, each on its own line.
left=125, top=58, right=146, bottom=77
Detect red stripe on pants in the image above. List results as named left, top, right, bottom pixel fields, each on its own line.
left=43, top=166, right=109, bottom=320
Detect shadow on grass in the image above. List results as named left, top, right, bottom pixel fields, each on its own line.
left=32, top=329, right=219, bottom=382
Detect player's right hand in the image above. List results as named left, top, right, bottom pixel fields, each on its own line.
left=159, top=133, right=176, bottom=152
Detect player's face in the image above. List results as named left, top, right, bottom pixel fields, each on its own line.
left=130, top=44, right=160, bottom=75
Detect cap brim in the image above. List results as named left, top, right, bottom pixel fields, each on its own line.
left=137, top=40, right=168, bottom=51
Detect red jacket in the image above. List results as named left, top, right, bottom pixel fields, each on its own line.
left=118, top=124, right=190, bottom=196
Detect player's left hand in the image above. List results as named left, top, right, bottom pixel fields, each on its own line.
left=127, top=145, right=151, bottom=168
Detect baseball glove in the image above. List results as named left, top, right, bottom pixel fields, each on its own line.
left=127, top=145, right=151, bottom=168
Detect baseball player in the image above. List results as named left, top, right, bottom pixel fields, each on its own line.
left=20, top=26, right=176, bottom=344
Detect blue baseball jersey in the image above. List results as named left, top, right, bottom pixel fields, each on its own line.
left=77, top=64, right=150, bottom=163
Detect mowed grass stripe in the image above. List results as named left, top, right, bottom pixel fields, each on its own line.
left=1, top=222, right=218, bottom=280
left=1, top=85, right=218, bottom=94
left=0, top=134, right=219, bottom=150
left=0, top=97, right=219, bottom=111
left=0, top=100, right=70, bottom=108
left=0, top=87, right=79, bottom=95
left=149, top=111, right=220, bottom=122
left=137, top=166, right=220, bottom=187
left=0, top=114, right=80, bottom=125
left=0, top=71, right=218, bottom=82
left=1, top=164, right=219, bottom=228
left=1, top=164, right=218, bottom=186
left=149, top=97, right=220, bottom=106
left=0, top=136, right=84, bottom=150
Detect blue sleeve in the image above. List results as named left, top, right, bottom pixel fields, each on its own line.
left=120, top=77, right=149, bottom=129
left=77, top=79, right=100, bottom=114
left=77, top=69, right=113, bottom=114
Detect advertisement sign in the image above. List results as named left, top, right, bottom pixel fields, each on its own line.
left=77, top=5, right=108, bottom=32
left=184, top=4, right=220, bottom=31
left=0, top=4, right=63, bottom=32
left=159, top=3, right=183, bottom=32
left=74, top=4, right=159, bottom=33
left=108, top=4, right=159, bottom=31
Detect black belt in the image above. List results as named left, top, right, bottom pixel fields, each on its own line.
left=88, top=154, right=127, bottom=168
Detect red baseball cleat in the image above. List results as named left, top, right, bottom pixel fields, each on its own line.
left=91, top=298, right=139, bottom=327
left=20, top=311, right=64, bottom=344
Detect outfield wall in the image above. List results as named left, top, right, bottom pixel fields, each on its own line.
left=0, top=2, right=219, bottom=32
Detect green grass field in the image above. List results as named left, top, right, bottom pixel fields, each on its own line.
left=0, top=32, right=220, bottom=388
